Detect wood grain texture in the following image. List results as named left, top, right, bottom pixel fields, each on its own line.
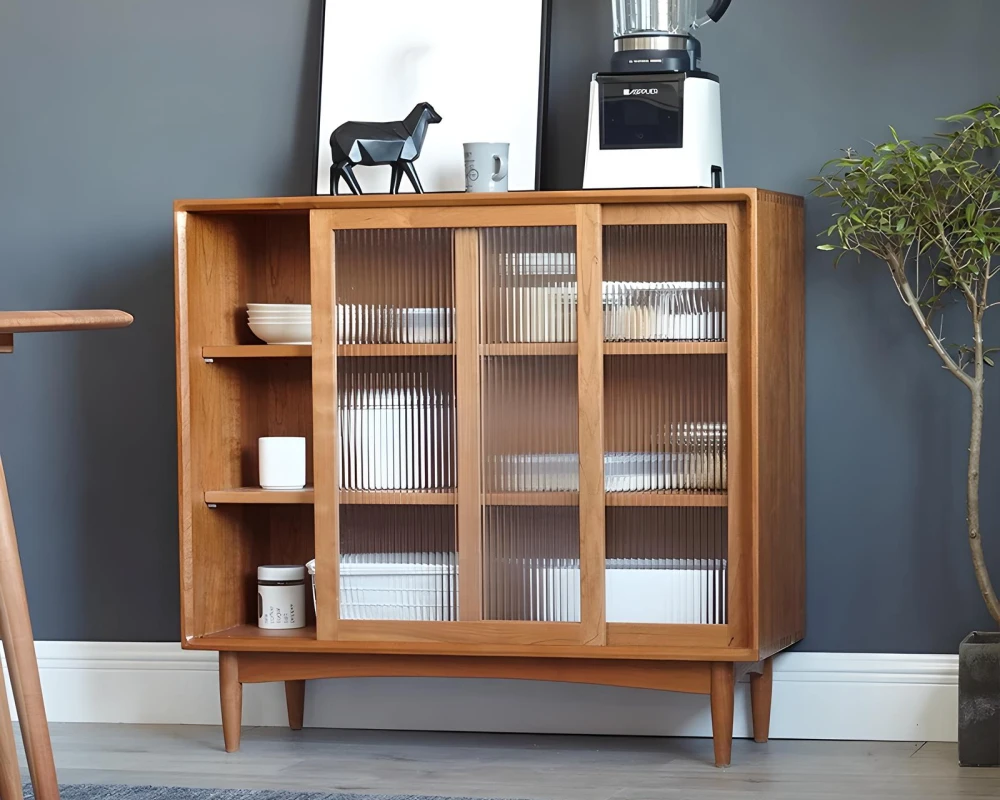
left=721, top=202, right=754, bottom=653
left=577, top=204, right=606, bottom=647
left=603, top=342, right=727, bottom=356
left=338, top=344, right=454, bottom=357
left=237, top=652, right=711, bottom=694
left=752, top=193, right=806, bottom=660
left=0, top=334, right=12, bottom=354
left=188, top=624, right=759, bottom=661
left=605, top=624, right=733, bottom=649
left=174, top=188, right=804, bottom=214
left=284, top=680, right=305, bottom=731
left=0, top=309, right=132, bottom=332
left=0, top=456, right=57, bottom=800
left=203, top=345, right=311, bottom=359
left=309, top=211, right=339, bottom=641
left=204, top=489, right=314, bottom=505
left=335, top=620, right=594, bottom=646
left=219, top=651, right=242, bottom=753
left=749, top=657, right=773, bottom=743
left=454, top=229, right=482, bottom=622
left=710, top=661, right=735, bottom=768
left=326, top=206, right=577, bottom=230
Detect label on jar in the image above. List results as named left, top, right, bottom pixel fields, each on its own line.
left=258, top=582, right=306, bottom=630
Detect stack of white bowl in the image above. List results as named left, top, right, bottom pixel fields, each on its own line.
left=247, top=303, right=312, bottom=345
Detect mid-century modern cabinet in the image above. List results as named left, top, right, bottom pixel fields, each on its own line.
left=174, top=189, right=804, bottom=766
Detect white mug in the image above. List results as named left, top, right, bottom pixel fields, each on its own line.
left=464, top=142, right=509, bottom=192
left=259, top=437, right=306, bottom=489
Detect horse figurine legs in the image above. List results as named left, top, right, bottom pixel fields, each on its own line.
left=390, top=165, right=405, bottom=194
left=330, top=162, right=363, bottom=196
left=401, top=161, right=425, bottom=193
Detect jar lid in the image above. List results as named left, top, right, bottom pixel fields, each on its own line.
left=257, top=565, right=306, bottom=582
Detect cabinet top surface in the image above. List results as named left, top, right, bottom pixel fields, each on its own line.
left=174, top=187, right=803, bottom=214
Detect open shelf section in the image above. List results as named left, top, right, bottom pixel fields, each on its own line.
left=205, top=488, right=314, bottom=505
left=604, top=342, right=727, bottom=356
left=606, top=492, right=728, bottom=507
left=480, top=343, right=577, bottom=357
left=192, top=624, right=318, bottom=650
left=203, top=345, right=310, bottom=359
left=340, top=490, right=457, bottom=506
left=482, top=492, right=579, bottom=506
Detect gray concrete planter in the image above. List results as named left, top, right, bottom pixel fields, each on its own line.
left=959, top=631, right=1000, bottom=766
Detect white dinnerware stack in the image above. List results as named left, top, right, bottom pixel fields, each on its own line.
left=247, top=303, right=312, bottom=345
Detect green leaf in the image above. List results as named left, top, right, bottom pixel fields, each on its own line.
left=985, top=356, right=995, bottom=368
left=817, top=244, right=837, bottom=251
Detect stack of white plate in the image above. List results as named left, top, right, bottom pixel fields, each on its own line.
left=247, top=303, right=312, bottom=345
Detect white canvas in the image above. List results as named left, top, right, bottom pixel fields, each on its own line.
left=316, top=0, right=545, bottom=195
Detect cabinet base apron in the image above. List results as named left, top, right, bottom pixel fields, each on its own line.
left=217, top=650, right=774, bottom=768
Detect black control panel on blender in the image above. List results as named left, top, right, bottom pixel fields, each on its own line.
left=599, top=76, right=683, bottom=150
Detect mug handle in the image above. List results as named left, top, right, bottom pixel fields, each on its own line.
left=492, top=153, right=508, bottom=182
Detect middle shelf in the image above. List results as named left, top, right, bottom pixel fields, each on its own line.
left=202, top=342, right=727, bottom=359
left=203, top=488, right=727, bottom=507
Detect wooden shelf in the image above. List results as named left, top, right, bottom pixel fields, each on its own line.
left=203, top=344, right=455, bottom=359
left=195, top=625, right=317, bottom=649
left=206, top=488, right=457, bottom=506
left=480, top=343, right=577, bottom=356
left=482, top=492, right=579, bottom=506
left=203, top=345, right=310, bottom=359
left=603, top=342, right=728, bottom=356
left=340, top=490, right=457, bottom=505
left=205, top=488, right=314, bottom=505
left=605, top=492, right=728, bottom=507
left=339, top=344, right=454, bottom=357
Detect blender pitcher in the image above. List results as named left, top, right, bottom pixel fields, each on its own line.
left=611, top=0, right=733, bottom=72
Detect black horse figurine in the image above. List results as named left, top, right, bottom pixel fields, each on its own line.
left=329, top=102, right=443, bottom=195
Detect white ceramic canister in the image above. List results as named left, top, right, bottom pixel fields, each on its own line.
left=257, top=565, right=307, bottom=629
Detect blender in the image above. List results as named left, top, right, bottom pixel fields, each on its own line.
left=583, top=0, right=732, bottom=189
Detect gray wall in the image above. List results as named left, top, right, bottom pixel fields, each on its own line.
left=1, top=0, right=998, bottom=651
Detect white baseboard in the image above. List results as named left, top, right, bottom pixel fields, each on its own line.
left=3, top=643, right=958, bottom=742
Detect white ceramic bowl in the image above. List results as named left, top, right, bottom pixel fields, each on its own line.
left=248, top=319, right=312, bottom=345
left=247, top=303, right=311, bottom=312
left=248, top=312, right=312, bottom=320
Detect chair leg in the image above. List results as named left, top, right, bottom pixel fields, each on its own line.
left=0, top=656, right=23, bottom=800
left=0, top=455, right=57, bottom=800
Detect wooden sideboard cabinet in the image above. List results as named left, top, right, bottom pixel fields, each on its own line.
left=174, top=189, right=805, bottom=766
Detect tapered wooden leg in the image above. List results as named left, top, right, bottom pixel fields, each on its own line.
left=285, top=680, right=305, bottom=731
left=749, top=658, right=774, bottom=743
left=0, top=660, right=23, bottom=800
left=0, top=455, right=57, bottom=800
left=710, top=662, right=735, bottom=767
left=219, top=652, right=242, bottom=753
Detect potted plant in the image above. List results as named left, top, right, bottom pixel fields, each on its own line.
left=815, top=101, right=1000, bottom=766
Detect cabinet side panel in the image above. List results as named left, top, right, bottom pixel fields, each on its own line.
left=178, top=213, right=253, bottom=638
left=754, top=192, right=806, bottom=658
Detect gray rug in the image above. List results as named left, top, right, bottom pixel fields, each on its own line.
left=25, top=788, right=509, bottom=800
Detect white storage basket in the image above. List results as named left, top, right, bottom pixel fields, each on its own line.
left=306, top=556, right=457, bottom=621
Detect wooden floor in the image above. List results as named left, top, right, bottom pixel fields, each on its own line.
left=14, top=723, right=998, bottom=800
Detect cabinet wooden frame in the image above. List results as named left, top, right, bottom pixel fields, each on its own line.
left=174, top=189, right=805, bottom=766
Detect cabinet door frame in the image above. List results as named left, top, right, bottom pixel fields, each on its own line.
left=310, top=205, right=606, bottom=646
left=599, top=202, right=752, bottom=652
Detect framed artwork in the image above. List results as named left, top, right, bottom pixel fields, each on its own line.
left=313, top=0, right=552, bottom=195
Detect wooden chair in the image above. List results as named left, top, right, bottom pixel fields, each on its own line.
left=0, top=310, right=133, bottom=800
